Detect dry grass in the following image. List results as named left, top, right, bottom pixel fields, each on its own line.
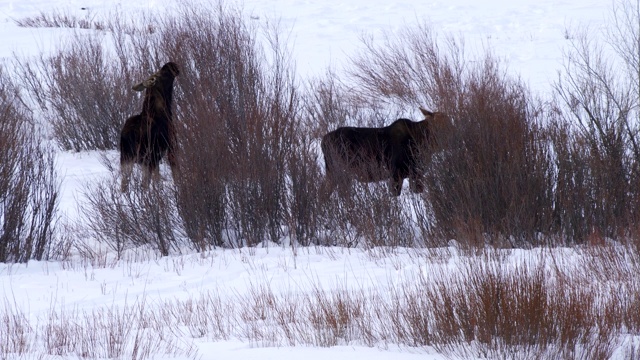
left=14, top=10, right=106, bottom=30
left=3, top=246, right=640, bottom=359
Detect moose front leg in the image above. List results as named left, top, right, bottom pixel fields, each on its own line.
left=167, top=138, right=179, bottom=182
left=388, top=175, right=404, bottom=196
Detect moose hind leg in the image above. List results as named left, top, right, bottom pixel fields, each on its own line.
left=409, top=175, right=425, bottom=193
left=319, top=178, right=335, bottom=202
left=120, top=161, right=133, bottom=192
left=167, top=146, right=179, bottom=182
left=142, top=161, right=162, bottom=190
left=141, top=166, right=156, bottom=190
left=388, top=176, right=403, bottom=196
left=151, top=166, right=161, bottom=185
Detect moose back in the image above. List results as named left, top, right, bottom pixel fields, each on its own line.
left=320, top=108, right=448, bottom=198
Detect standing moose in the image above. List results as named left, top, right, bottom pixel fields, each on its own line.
left=320, top=107, right=449, bottom=198
left=120, top=62, right=180, bottom=192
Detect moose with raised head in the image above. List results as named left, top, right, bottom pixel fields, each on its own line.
left=120, top=62, right=180, bottom=192
left=320, top=107, right=449, bottom=199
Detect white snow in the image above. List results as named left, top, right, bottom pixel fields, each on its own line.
left=0, top=0, right=621, bottom=359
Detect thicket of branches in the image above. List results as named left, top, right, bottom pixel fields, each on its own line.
left=331, top=29, right=554, bottom=247
left=15, top=24, right=142, bottom=151
left=0, top=66, right=59, bottom=262
left=551, top=0, right=640, bottom=242
left=10, top=0, right=640, bottom=255
left=323, top=2, right=640, bottom=246
left=18, top=3, right=323, bottom=255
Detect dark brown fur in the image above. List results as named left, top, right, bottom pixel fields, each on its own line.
left=320, top=108, right=448, bottom=198
left=120, top=62, right=180, bottom=191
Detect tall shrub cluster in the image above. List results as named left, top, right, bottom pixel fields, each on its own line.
left=551, top=0, right=640, bottom=242
left=329, top=27, right=554, bottom=246
left=162, top=6, right=305, bottom=248
left=321, top=4, right=640, bottom=246
left=0, top=67, right=59, bottom=262
left=15, top=30, right=142, bottom=151
left=13, top=1, right=640, bottom=253
left=20, top=3, right=323, bottom=254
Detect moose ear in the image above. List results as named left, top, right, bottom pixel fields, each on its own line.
left=132, top=82, right=146, bottom=91
left=419, top=107, right=433, bottom=117
left=142, top=75, right=157, bottom=88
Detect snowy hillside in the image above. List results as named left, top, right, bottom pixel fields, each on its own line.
left=1, top=0, right=610, bottom=90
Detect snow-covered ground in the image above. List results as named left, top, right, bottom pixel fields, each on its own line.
left=1, top=0, right=610, bottom=92
left=0, top=0, right=620, bottom=359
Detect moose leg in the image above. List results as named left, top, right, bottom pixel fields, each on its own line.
left=141, top=167, right=151, bottom=190
left=409, top=175, right=425, bottom=193
left=167, top=147, right=179, bottom=183
left=319, top=177, right=337, bottom=202
left=388, top=175, right=403, bottom=196
left=142, top=164, right=161, bottom=190
left=320, top=151, right=345, bottom=200
left=151, top=167, right=161, bottom=185
left=120, top=161, right=133, bottom=192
